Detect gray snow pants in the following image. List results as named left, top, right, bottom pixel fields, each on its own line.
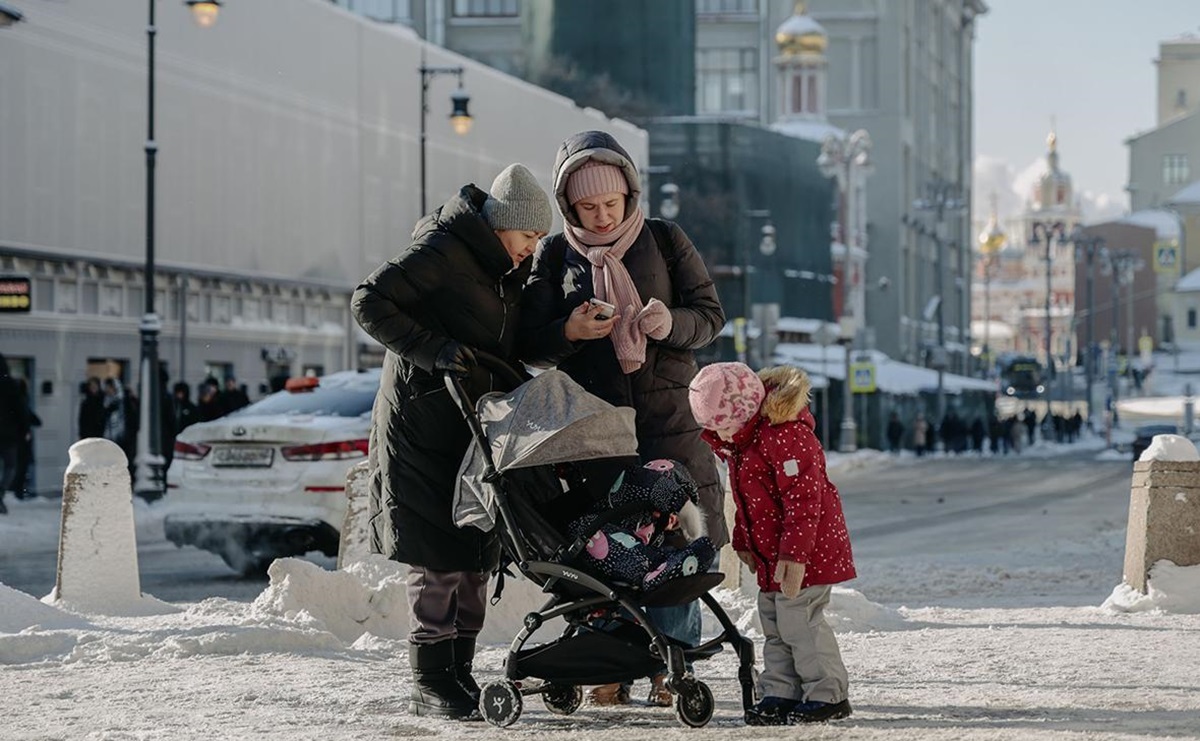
left=406, top=566, right=488, bottom=644
left=757, top=584, right=849, bottom=703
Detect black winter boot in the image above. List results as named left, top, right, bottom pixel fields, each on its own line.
left=409, top=641, right=480, bottom=720
left=452, top=637, right=482, bottom=704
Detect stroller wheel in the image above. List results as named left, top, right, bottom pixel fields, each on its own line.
left=542, top=684, right=582, bottom=716
left=673, top=678, right=715, bottom=728
left=479, top=680, right=522, bottom=728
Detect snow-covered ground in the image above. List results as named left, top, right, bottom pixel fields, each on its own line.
left=3, top=449, right=1200, bottom=739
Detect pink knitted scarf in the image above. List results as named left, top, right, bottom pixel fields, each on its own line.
left=564, top=206, right=649, bottom=373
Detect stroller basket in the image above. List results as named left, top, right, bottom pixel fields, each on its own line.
left=512, top=621, right=724, bottom=686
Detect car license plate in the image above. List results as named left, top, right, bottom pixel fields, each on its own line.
left=212, top=446, right=274, bottom=467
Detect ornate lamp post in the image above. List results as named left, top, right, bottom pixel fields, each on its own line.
left=134, top=0, right=221, bottom=501
left=418, top=54, right=472, bottom=214
left=738, top=210, right=775, bottom=367
left=818, top=130, right=873, bottom=453
left=911, top=176, right=965, bottom=433
left=977, top=196, right=1007, bottom=377
left=1028, top=220, right=1068, bottom=381
left=1069, top=227, right=1106, bottom=427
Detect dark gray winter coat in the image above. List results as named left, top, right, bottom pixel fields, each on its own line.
left=517, top=131, right=729, bottom=547
left=352, top=185, right=529, bottom=572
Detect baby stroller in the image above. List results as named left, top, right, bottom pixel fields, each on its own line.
left=449, top=356, right=757, bottom=729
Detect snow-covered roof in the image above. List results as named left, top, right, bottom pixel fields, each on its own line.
left=770, top=118, right=844, bottom=144
left=773, top=343, right=996, bottom=395
left=1168, top=180, right=1200, bottom=207
left=1116, top=209, right=1182, bottom=239
left=1175, top=267, right=1200, bottom=293
left=970, top=319, right=1016, bottom=340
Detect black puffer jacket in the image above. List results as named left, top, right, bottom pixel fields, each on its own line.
left=518, top=131, right=729, bottom=546
left=352, top=185, right=529, bottom=572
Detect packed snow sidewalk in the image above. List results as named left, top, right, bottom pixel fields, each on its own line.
left=3, top=451, right=1200, bottom=739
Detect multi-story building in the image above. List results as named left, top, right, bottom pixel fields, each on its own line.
left=1125, top=33, right=1200, bottom=342
left=0, top=0, right=644, bottom=493
left=355, top=0, right=988, bottom=369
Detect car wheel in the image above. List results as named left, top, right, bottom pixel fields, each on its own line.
left=220, top=546, right=273, bottom=578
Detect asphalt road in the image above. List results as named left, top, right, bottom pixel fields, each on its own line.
left=830, top=450, right=1134, bottom=607
left=0, top=505, right=335, bottom=604
left=2, top=450, right=1133, bottom=606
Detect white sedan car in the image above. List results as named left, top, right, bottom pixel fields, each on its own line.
left=164, top=368, right=380, bottom=575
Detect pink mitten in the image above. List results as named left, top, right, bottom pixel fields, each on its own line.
left=637, top=298, right=673, bottom=340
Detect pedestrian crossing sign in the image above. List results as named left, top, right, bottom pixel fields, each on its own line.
left=849, top=362, right=877, bottom=393
left=1154, top=242, right=1179, bottom=275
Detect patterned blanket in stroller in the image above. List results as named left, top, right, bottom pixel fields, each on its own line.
left=567, top=459, right=716, bottom=591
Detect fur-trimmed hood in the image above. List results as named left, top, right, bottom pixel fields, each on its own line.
left=758, top=366, right=813, bottom=425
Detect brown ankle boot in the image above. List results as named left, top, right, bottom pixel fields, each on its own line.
left=647, top=674, right=673, bottom=707
left=587, top=683, right=632, bottom=706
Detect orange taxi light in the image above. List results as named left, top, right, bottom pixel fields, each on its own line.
left=285, top=376, right=320, bottom=392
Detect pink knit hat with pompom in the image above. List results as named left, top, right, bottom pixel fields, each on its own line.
left=688, top=362, right=764, bottom=432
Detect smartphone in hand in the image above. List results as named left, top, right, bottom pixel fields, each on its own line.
left=588, top=298, right=616, bottom=321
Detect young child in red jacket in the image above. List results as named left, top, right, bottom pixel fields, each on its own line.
left=689, top=362, right=856, bottom=726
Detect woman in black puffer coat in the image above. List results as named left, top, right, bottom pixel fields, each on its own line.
left=517, top=131, right=726, bottom=706
left=352, top=164, right=551, bottom=721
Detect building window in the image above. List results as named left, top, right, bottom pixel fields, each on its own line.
left=1189, top=307, right=1197, bottom=329
left=1163, top=154, right=1190, bottom=185
left=452, top=0, right=517, bottom=17
left=1177, top=89, right=1188, bottom=111
left=696, top=48, right=758, bottom=115
left=696, top=0, right=757, bottom=15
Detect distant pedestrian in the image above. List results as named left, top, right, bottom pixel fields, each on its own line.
left=886, top=412, right=904, bottom=453
left=12, top=378, right=41, bottom=499
left=1022, top=408, right=1037, bottom=446
left=0, top=353, right=32, bottom=515
left=970, top=417, right=986, bottom=455
left=221, top=377, right=250, bottom=414
left=912, top=412, right=929, bottom=457
left=197, top=378, right=223, bottom=422
left=78, top=377, right=107, bottom=439
left=173, top=382, right=199, bottom=433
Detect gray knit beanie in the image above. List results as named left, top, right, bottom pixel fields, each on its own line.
left=482, top=163, right=553, bottom=233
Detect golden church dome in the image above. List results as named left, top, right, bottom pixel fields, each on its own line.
left=775, top=2, right=827, bottom=56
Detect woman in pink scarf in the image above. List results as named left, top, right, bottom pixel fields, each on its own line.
left=518, top=130, right=726, bottom=708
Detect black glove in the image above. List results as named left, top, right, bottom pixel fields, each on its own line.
left=433, top=341, right=477, bottom=377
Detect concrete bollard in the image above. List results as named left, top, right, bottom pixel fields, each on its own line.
left=45, top=438, right=175, bottom=616
left=337, top=459, right=372, bottom=570
left=1124, top=456, right=1200, bottom=593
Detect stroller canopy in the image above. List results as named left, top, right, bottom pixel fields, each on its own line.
left=454, top=369, right=638, bottom=532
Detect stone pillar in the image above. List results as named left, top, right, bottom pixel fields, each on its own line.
left=337, top=460, right=372, bottom=570
left=1124, top=459, right=1200, bottom=592
left=48, top=438, right=175, bottom=615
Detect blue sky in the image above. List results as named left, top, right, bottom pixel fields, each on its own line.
left=973, top=0, right=1200, bottom=219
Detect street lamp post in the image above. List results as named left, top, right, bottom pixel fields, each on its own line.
left=134, top=0, right=221, bottom=501
left=1104, top=249, right=1143, bottom=423
left=912, top=176, right=965, bottom=432
left=1069, top=229, right=1106, bottom=427
left=739, top=210, right=775, bottom=368
left=418, top=54, right=472, bottom=215
left=818, top=131, right=873, bottom=453
left=977, top=196, right=1007, bottom=377
left=1028, top=221, right=1068, bottom=383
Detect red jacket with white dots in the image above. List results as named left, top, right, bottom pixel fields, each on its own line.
left=701, top=366, right=856, bottom=593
